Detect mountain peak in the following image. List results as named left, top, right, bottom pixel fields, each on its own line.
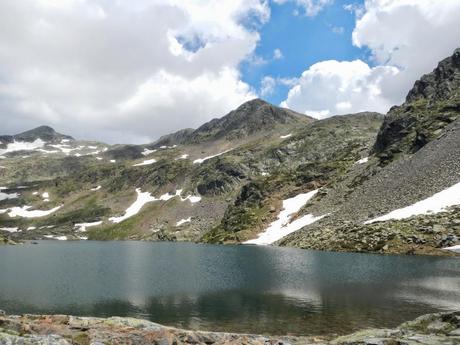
left=12, top=125, right=73, bottom=143
left=185, top=99, right=313, bottom=143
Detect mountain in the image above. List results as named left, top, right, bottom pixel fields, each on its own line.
left=106, top=98, right=313, bottom=159
left=1, top=51, right=459, bottom=256
left=183, top=98, right=313, bottom=144
left=0, top=126, right=73, bottom=146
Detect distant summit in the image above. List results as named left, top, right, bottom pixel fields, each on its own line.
left=150, top=99, right=313, bottom=147
left=186, top=99, right=313, bottom=143
left=0, top=126, right=73, bottom=146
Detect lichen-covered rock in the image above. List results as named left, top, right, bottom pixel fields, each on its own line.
left=0, top=311, right=459, bottom=345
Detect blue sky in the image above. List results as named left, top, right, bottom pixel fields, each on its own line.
left=241, top=0, right=369, bottom=105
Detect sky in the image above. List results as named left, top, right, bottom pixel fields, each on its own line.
left=0, top=0, right=459, bottom=144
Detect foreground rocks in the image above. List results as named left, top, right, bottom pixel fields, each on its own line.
left=0, top=311, right=459, bottom=344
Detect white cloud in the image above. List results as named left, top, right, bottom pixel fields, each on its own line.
left=273, top=0, right=332, bottom=16
left=273, top=48, right=284, bottom=60
left=260, top=76, right=277, bottom=96
left=282, top=0, right=460, bottom=118
left=0, top=0, right=268, bottom=143
left=331, top=26, right=344, bottom=34
left=353, top=0, right=460, bottom=104
left=281, top=60, right=398, bottom=118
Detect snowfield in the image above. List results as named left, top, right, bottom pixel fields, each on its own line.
left=8, top=205, right=62, bottom=218
left=133, top=158, right=157, bottom=166
left=193, top=149, right=233, bottom=164
left=0, top=139, right=45, bottom=156
left=365, top=181, right=460, bottom=224
left=244, top=189, right=325, bottom=245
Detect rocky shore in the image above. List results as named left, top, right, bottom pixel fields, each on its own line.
left=0, top=310, right=459, bottom=345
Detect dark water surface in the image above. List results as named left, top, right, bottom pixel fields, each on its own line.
left=0, top=241, right=459, bottom=336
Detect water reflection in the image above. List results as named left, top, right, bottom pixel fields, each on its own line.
left=0, top=241, right=459, bottom=336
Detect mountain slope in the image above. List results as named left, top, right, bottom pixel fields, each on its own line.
left=279, top=48, right=460, bottom=255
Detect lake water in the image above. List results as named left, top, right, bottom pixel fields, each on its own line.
left=0, top=241, right=459, bottom=336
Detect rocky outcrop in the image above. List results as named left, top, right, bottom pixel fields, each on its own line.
left=0, top=311, right=458, bottom=345
left=374, top=48, right=460, bottom=162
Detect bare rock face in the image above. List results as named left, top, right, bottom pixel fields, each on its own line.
left=406, top=48, right=460, bottom=103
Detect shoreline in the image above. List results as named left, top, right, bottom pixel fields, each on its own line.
left=2, top=237, right=459, bottom=258
left=0, top=310, right=459, bottom=344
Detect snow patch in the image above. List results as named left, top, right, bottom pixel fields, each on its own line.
left=0, top=190, right=19, bottom=201
left=27, top=226, right=36, bottom=230
left=44, top=235, right=67, bottom=241
left=355, top=157, right=369, bottom=164
left=49, top=144, right=77, bottom=154
left=109, top=188, right=201, bottom=223
left=245, top=189, right=325, bottom=245
left=8, top=205, right=62, bottom=218
left=110, top=160, right=116, bottom=163
left=74, top=221, right=102, bottom=232
left=0, top=227, right=18, bottom=233
left=142, top=148, right=157, bottom=156
left=280, top=133, right=292, bottom=139
left=133, top=158, right=157, bottom=167
left=365, top=181, right=460, bottom=224
left=176, top=217, right=191, bottom=226
left=90, top=185, right=101, bottom=191
left=109, top=189, right=157, bottom=223
left=176, top=154, right=189, bottom=160
left=193, top=149, right=233, bottom=164
left=443, top=244, right=460, bottom=253
left=0, top=139, right=45, bottom=156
